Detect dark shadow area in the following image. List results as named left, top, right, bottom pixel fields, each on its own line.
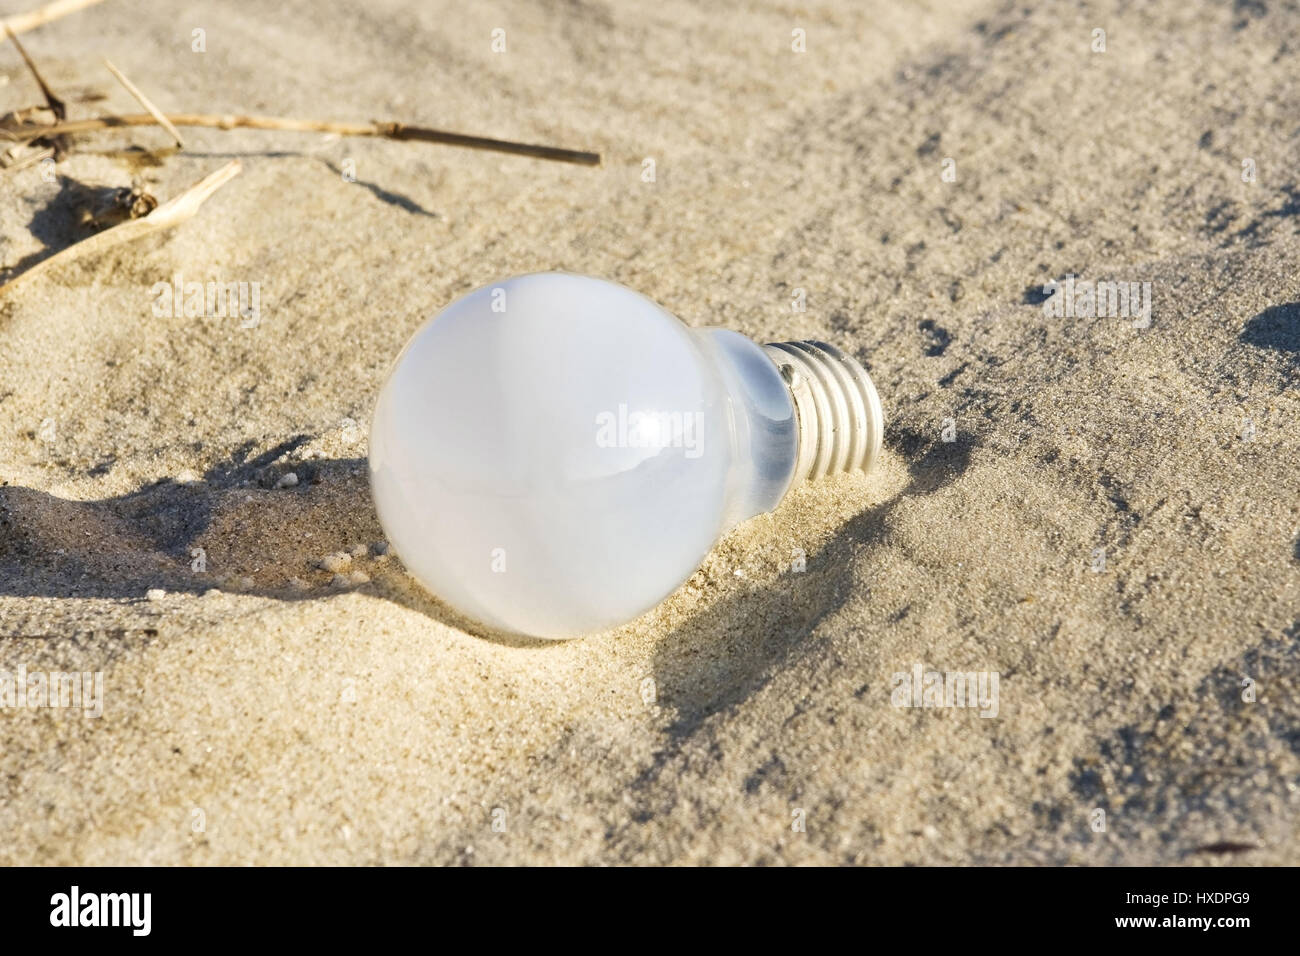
left=1, top=176, right=154, bottom=283
left=79, top=146, right=173, bottom=170
left=1241, top=302, right=1300, bottom=354
left=1022, top=283, right=1053, bottom=306
left=166, top=150, right=309, bottom=160
left=1060, top=619, right=1300, bottom=860
left=1, top=428, right=979, bottom=665
left=917, top=318, right=951, bottom=356
left=316, top=159, right=441, bottom=219
left=622, top=429, right=979, bottom=818
left=0, top=444, right=544, bottom=647
left=1234, top=187, right=1300, bottom=245
left=182, top=152, right=441, bottom=219
left=1, top=154, right=439, bottom=286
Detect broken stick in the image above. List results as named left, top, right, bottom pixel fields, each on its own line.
left=0, top=159, right=241, bottom=297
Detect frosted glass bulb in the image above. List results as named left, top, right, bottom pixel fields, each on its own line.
left=369, top=273, right=883, bottom=640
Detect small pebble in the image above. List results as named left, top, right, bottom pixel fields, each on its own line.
left=330, top=573, right=352, bottom=589
left=349, top=543, right=368, bottom=558
left=275, top=472, right=299, bottom=489
left=348, top=570, right=370, bottom=585
left=146, top=588, right=166, bottom=601
left=338, top=418, right=362, bottom=443
left=371, top=541, right=389, bottom=557
left=320, top=552, right=351, bottom=573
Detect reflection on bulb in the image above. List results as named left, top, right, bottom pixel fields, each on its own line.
left=369, top=272, right=883, bottom=640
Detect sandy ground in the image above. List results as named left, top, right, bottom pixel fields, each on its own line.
left=1, top=0, right=1298, bottom=865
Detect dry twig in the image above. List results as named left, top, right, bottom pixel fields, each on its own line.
left=2, top=142, right=52, bottom=169
left=102, top=57, right=184, bottom=148
left=4, top=26, right=65, bottom=115
left=5, top=111, right=602, bottom=165
left=1, top=0, right=106, bottom=37
left=5, top=23, right=69, bottom=158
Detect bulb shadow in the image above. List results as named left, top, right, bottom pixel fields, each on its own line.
left=2, top=430, right=977, bottom=663
left=642, top=429, right=976, bottom=744
left=616, top=429, right=976, bottom=821
left=0, top=443, right=537, bottom=642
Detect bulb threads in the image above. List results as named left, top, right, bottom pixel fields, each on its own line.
left=763, top=341, right=884, bottom=482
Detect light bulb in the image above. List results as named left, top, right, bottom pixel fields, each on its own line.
left=369, top=273, right=883, bottom=640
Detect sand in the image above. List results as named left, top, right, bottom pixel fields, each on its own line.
left=1, top=0, right=1297, bottom=865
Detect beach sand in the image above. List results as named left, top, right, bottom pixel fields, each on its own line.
left=1, top=0, right=1297, bottom=864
